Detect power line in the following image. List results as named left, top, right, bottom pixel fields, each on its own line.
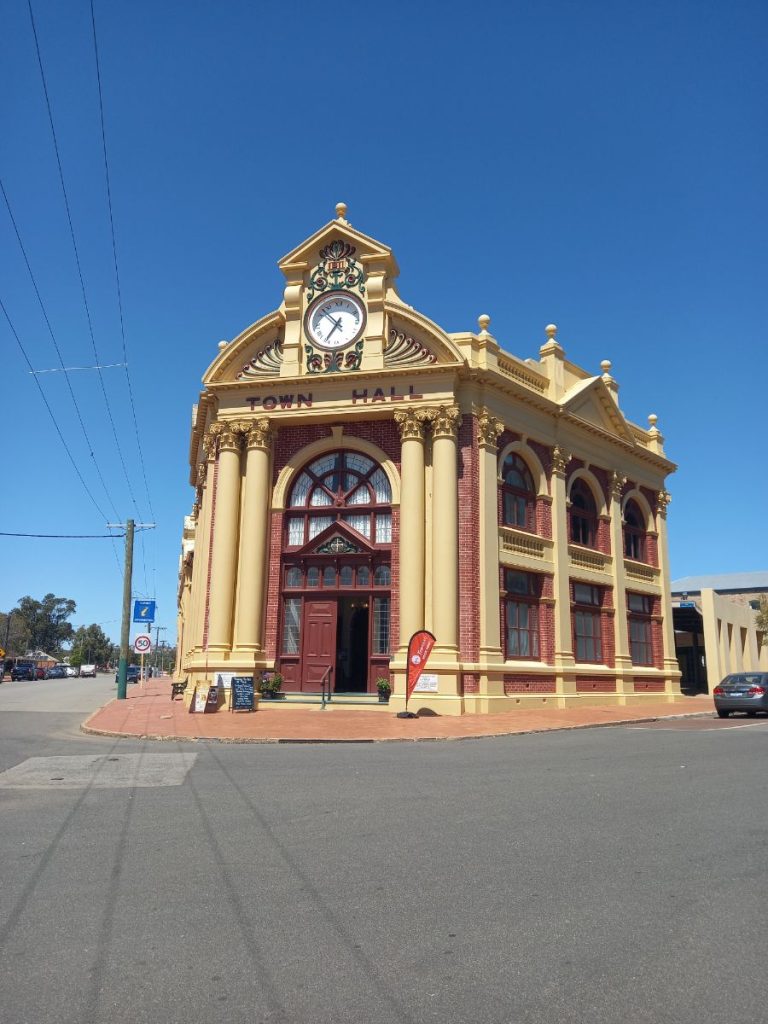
left=0, top=531, right=126, bottom=539
left=26, top=0, right=144, bottom=526
left=0, top=177, right=122, bottom=525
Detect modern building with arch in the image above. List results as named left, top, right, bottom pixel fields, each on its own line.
left=175, top=205, right=681, bottom=713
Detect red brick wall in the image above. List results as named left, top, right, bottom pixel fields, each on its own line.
left=540, top=575, right=555, bottom=664
left=458, top=415, right=480, bottom=662
left=651, top=595, right=663, bottom=669
left=601, top=587, right=616, bottom=668
left=536, top=498, right=552, bottom=539
left=462, top=672, right=480, bottom=694
left=576, top=676, right=616, bottom=693
left=504, top=675, right=556, bottom=693
left=264, top=510, right=283, bottom=662
left=634, top=678, right=664, bottom=692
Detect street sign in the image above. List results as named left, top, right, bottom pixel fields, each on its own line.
left=133, top=634, right=152, bottom=654
left=679, top=601, right=696, bottom=608
left=133, top=600, right=156, bottom=623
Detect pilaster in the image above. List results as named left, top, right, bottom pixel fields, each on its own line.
left=206, top=422, right=245, bottom=654
left=233, top=419, right=273, bottom=655
left=550, top=444, right=576, bottom=700
left=477, top=409, right=504, bottom=666
left=655, top=489, right=682, bottom=694
left=608, top=472, right=633, bottom=699
left=394, top=409, right=427, bottom=654
left=430, top=404, right=461, bottom=661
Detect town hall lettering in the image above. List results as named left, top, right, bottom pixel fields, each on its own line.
left=246, top=384, right=423, bottom=412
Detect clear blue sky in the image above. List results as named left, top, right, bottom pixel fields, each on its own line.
left=1, top=0, right=766, bottom=645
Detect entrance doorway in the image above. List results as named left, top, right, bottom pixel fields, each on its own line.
left=336, top=597, right=369, bottom=692
left=299, top=597, right=370, bottom=693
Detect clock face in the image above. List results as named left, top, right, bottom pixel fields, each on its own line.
left=305, top=292, right=366, bottom=350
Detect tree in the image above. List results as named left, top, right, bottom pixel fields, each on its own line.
left=756, top=596, right=768, bottom=635
left=0, top=610, right=31, bottom=658
left=69, top=624, right=113, bottom=668
left=12, top=594, right=76, bottom=655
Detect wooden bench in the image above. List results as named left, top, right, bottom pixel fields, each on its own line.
left=171, top=680, right=188, bottom=701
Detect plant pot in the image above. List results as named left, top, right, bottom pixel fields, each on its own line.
left=378, top=693, right=390, bottom=703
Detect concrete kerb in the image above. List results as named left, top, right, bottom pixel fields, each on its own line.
left=80, top=709, right=715, bottom=745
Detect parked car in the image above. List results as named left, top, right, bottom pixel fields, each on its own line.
left=80, top=664, right=96, bottom=678
left=115, top=665, right=141, bottom=685
left=713, top=672, right=768, bottom=718
left=45, top=665, right=68, bottom=680
left=11, top=660, right=37, bottom=681
left=64, top=665, right=78, bottom=677
left=35, top=666, right=46, bottom=679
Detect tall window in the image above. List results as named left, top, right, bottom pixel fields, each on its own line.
left=501, top=453, right=535, bottom=530
left=573, top=583, right=602, bottom=662
left=570, top=480, right=597, bottom=548
left=628, top=592, right=653, bottom=665
left=623, top=501, right=647, bottom=562
left=286, top=451, right=392, bottom=548
left=503, top=570, right=540, bottom=659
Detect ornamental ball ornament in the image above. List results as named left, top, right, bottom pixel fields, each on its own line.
left=335, top=201, right=348, bottom=220
left=545, top=323, right=558, bottom=338
left=600, top=359, right=612, bottom=374
left=218, top=340, right=228, bottom=351
left=648, top=413, right=658, bottom=429
left=478, top=314, right=491, bottom=332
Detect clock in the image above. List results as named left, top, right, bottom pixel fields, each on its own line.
left=304, top=291, right=366, bottom=351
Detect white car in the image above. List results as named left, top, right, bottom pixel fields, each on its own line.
left=80, top=664, right=96, bottom=678
left=64, top=665, right=78, bottom=677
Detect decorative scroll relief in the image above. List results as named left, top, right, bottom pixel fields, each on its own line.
left=385, top=327, right=437, bottom=368
left=306, top=341, right=363, bottom=374
left=307, top=240, right=366, bottom=301
left=236, top=339, right=283, bottom=379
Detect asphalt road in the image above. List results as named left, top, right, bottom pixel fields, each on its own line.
left=1, top=677, right=766, bottom=1024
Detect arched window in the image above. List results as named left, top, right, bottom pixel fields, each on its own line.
left=286, top=450, right=392, bottom=548
left=501, top=453, right=535, bottom=530
left=570, top=479, right=597, bottom=547
left=623, top=500, right=647, bottom=562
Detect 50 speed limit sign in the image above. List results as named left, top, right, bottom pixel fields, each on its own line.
left=133, top=634, right=152, bottom=655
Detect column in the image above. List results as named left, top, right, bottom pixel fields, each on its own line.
left=233, top=419, right=272, bottom=654
left=655, top=489, right=682, bottom=694
left=395, top=409, right=427, bottom=649
left=608, top=472, right=633, bottom=687
left=431, top=405, right=461, bottom=658
left=206, top=422, right=244, bottom=653
left=477, top=410, right=504, bottom=663
left=189, top=442, right=216, bottom=656
left=550, top=445, right=576, bottom=694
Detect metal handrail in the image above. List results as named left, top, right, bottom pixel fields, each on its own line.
left=320, top=666, right=333, bottom=710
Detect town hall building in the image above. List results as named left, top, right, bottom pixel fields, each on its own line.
left=175, top=204, right=681, bottom=714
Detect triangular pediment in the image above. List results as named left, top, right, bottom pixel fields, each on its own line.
left=296, top=520, right=376, bottom=557
left=560, top=377, right=636, bottom=445
left=279, top=215, right=397, bottom=278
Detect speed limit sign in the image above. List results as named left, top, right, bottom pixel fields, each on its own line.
left=133, top=634, right=152, bottom=654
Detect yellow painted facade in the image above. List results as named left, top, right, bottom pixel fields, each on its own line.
left=176, top=205, right=682, bottom=714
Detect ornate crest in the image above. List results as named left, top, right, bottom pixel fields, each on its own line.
left=316, top=535, right=361, bottom=554
left=384, top=328, right=437, bottom=368
left=306, top=341, right=364, bottom=374
left=307, top=240, right=366, bottom=301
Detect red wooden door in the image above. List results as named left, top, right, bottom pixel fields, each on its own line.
left=301, top=599, right=337, bottom=692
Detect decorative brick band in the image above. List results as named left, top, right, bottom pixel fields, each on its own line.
left=504, top=675, right=556, bottom=694
left=576, top=676, right=616, bottom=693
left=462, top=673, right=480, bottom=694
left=633, top=679, right=664, bottom=692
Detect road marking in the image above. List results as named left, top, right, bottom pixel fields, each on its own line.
left=0, top=753, right=197, bottom=789
left=628, top=721, right=768, bottom=732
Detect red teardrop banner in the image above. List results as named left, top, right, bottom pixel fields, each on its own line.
left=406, top=630, right=436, bottom=706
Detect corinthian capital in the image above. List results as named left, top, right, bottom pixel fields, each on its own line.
left=244, top=418, right=272, bottom=450
left=477, top=409, right=504, bottom=451
left=202, top=422, right=223, bottom=458
left=428, top=404, right=462, bottom=440
left=394, top=409, right=425, bottom=441
left=551, top=444, right=571, bottom=476
left=655, top=489, right=671, bottom=518
left=609, top=471, right=627, bottom=501
left=218, top=421, right=243, bottom=451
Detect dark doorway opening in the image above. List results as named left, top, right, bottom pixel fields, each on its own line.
left=336, top=597, right=369, bottom=692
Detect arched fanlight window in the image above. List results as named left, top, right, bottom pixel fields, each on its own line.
left=501, top=453, right=535, bottom=530
left=286, top=451, right=392, bottom=548
left=570, top=479, right=597, bottom=547
left=623, top=500, right=647, bottom=562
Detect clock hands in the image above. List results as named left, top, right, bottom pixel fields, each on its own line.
left=323, top=313, right=343, bottom=341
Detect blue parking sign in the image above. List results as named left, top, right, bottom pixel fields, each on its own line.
left=133, top=600, right=156, bottom=623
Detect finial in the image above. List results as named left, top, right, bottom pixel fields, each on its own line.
left=648, top=413, right=658, bottom=432
left=478, top=313, right=491, bottom=334
left=335, top=201, right=348, bottom=221
left=218, top=340, right=228, bottom=351
left=545, top=324, right=557, bottom=339
left=600, top=359, right=612, bottom=375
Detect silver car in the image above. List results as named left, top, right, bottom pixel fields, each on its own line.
left=713, top=672, right=768, bottom=718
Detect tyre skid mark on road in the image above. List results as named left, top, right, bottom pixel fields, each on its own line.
left=203, top=742, right=417, bottom=1024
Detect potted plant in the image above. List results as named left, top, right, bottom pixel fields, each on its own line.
left=376, top=677, right=391, bottom=703
left=259, top=672, right=283, bottom=699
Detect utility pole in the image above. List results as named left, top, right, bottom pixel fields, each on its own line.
left=109, top=520, right=155, bottom=700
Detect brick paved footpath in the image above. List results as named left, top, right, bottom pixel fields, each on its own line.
left=82, top=679, right=714, bottom=743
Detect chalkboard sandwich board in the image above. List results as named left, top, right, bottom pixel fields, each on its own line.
left=190, top=685, right=220, bottom=713
left=205, top=685, right=220, bottom=711
left=231, top=676, right=255, bottom=712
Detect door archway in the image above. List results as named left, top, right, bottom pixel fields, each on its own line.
left=277, top=450, right=393, bottom=693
